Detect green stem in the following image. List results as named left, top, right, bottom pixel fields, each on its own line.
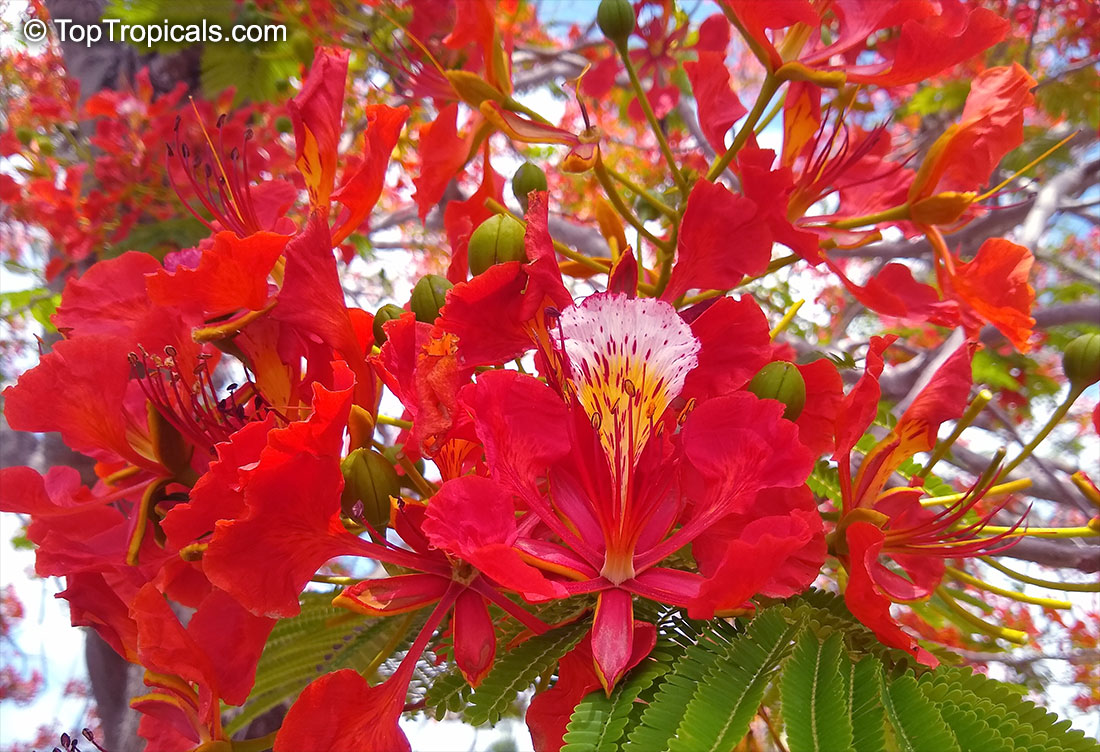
left=917, top=389, right=993, bottom=477
left=605, top=166, right=678, bottom=218
left=1002, top=384, right=1086, bottom=476
left=617, top=43, right=689, bottom=198
left=706, top=75, right=780, bottom=182
left=754, top=88, right=787, bottom=135
left=827, top=204, right=911, bottom=230
left=980, top=556, right=1100, bottom=593
left=595, top=157, right=671, bottom=252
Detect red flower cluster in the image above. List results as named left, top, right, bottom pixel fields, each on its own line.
left=1, top=3, right=1065, bottom=751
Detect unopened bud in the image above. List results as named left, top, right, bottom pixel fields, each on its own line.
left=512, top=162, right=548, bottom=213
left=410, top=274, right=453, bottom=323
left=341, top=448, right=400, bottom=531
left=747, top=361, right=807, bottom=421
left=597, top=0, right=635, bottom=48
left=1063, top=333, right=1100, bottom=389
left=467, top=214, right=527, bottom=276
left=373, top=304, right=406, bottom=346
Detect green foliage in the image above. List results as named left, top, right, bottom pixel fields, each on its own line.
left=462, top=619, right=589, bottom=727
left=782, top=631, right=853, bottom=752
left=104, top=0, right=301, bottom=104
left=0, top=287, right=59, bottom=333
left=561, top=596, right=1097, bottom=752
left=562, top=648, right=672, bottom=752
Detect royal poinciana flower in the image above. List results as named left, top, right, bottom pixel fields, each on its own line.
left=831, top=339, right=1025, bottom=665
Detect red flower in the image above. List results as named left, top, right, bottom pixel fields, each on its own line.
left=455, top=291, right=821, bottom=689
left=832, top=341, right=1026, bottom=664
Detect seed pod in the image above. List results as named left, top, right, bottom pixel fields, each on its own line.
left=373, top=303, right=406, bottom=346
left=340, top=448, right=400, bottom=531
left=467, top=214, right=527, bottom=276
left=597, top=0, right=635, bottom=48
left=512, top=162, right=548, bottom=213
left=410, top=274, right=453, bottom=323
left=747, top=361, right=807, bottom=421
left=1063, top=333, right=1100, bottom=389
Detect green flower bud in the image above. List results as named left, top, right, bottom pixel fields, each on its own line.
left=512, top=162, right=548, bottom=213
left=410, top=274, right=453, bottom=324
left=467, top=214, right=527, bottom=276
left=597, top=0, right=635, bottom=48
left=373, top=303, right=406, bottom=346
left=1063, top=333, right=1100, bottom=389
left=747, top=361, right=807, bottom=421
left=340, top=448, right=400, bottom=531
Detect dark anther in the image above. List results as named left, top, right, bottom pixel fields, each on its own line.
left=166, top=143, right=174, bottom=157
left=205, top=164, right=213, bottom=179
left=230, top=147, right=240, bottom=161
left=217, top=113, right=227, bottom=128
left=244, top=128, right=254, bottom=141
left=173, top=115, right=181, bottom=131
left=227, top=383, right=238, bottom=391
left=163, top=345, right=177, bottom=357
left=180, top=142, right=190, bottom=159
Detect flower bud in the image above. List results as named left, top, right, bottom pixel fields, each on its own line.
left=1063, top=333, right=1100, bottom=389
left=373, top=303, right=406, bottom=346
left=410, top=274, right=453, bottom=323
left=597, top=0, right=635, bottom=48
left=512, top=162, right=548, bottom=213
left=747, top=361, right=807, bottom=421
left=467, top=214, right=527, bottom=276
left=341, top=448, right=400, bottom=531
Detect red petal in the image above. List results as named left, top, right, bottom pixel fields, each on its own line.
left=273, top=669, right=410, bottom=752
left=663, top=180, right=772, bottom=302
left=413, top=103, right=469, bottom=220
left=684, top=54, right=746, bottom=154
left=147, top=232, right=287, bottom=317
left=290, top=47, right=348, bottom=207
left=462, top=371, right=572, bottom=489
left=424, top=476, right=565, bottom=600
left=453, top=589, right=496, bottom=687
left=824, top=259, right=958, bottom=326
left=591, top=590, right=656, bottom=693
left=3, top=336, right=151, bottom=469
left=335, top=573, right=451, bottom=616
left=794, top=359, right=844, bottom=456
left=725, top=0, right=817, bottom=70
left=52, top=251, right=167, bottom=337
left=331, top=104, right=410, bottom=244
left=690, top=511, right=816, bottom=618
left=843, top=522, right=938, bottom=666
left=834, top=335, right=896, bottom=460
left=845, top=8, right=1008, bottom=88
left=737, top=146, right=823, bottom=263
left=273, top=213, right=373, bottom=402
left=946, top=239, right=1035, bottom=352
left=680, top=296, right=772, bottom=402
left=443, top=152, right=505, bottom=281
left=681, top=392, right=813, bottom=520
